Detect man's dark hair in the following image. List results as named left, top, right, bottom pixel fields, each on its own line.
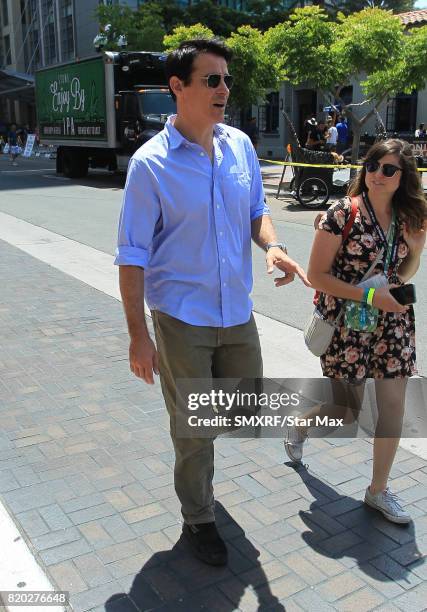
left=165, top=38, right=233, bottom=101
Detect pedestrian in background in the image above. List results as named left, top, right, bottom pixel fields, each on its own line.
left=415, top=123, right=426, bottom=138
left=325, top=116, right=338, bottom=152
left=336, top=115, right=349, bottom=153
left=285, top=138, right=427, bottom=525
left=115, top=38, right=309, bottom=567
left=7, top=124, right=21, bottom=166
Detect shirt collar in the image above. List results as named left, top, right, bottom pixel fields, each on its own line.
left=165, top=115, right=231, bottom=150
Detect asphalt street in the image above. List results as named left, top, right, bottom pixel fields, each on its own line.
left=0, top=153, right=426, bottom=375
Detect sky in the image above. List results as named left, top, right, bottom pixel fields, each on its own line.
left=414, top=1, right=426, bottom=7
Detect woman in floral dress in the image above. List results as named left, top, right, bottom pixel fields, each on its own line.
left=285, top=139, right=427, bottom=524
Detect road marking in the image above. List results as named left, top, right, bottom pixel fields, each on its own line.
left=0, top=169, right=54, bottom=173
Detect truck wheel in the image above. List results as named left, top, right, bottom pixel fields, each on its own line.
left=63, top=150, right=88, bottom=178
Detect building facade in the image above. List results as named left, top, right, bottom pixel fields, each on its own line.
left=255, top=9, right=427, bottom=159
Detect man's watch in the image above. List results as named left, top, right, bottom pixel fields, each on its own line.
left=265, top=242, right=287, bottom=253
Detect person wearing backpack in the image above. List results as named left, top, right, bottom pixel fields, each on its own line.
left=285, top=139, right=427, bottom=524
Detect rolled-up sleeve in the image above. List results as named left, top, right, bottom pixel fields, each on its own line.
left=248, top=144, right=270, bottom=221
left=114, top=157, right=161, bottom=268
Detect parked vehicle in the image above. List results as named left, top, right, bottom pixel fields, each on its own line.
left=35, top=51, right=176, bottom=178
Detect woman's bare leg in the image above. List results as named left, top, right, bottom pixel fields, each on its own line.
left=369, top=378, right=407, bottom=495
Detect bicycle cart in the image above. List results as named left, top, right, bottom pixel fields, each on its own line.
left=291, top=146, right=340, bottom=208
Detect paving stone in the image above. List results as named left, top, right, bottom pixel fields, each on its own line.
left=281, top=551, right=328, bottom=585
left=293, top=588, right=337, bottom=611
left=122, top=502, right=167, bottom=524
left=39, top=503, right=73, bottom=530
left=49, top=560, right=87, bottom=593
left=73, top=553, right=115, bottom=588
left=69, top=581, right=126, bottom=612
left=103, top=490, right=135, bottom=512
left=370, top=554, right=422, bottom=590
left=317, top=571, right=365, bottom=602
left=394, top=580, right=427, bottom=612
left=334, top=585, right=384, bottom=611
left=258, top=572, right=306, bottom=601
left=39, top=538, right=92, bottom=566
left=32, top=527, right=82, bottom=551
left=15, top=509, right=49, bottom=537
left=61, top=493, right=106, bottom=513
left=68, top=503, right=116, bottom=525
left=130, top=512, right=178, bottom=536
left=79, top=521, right=115, bottom=549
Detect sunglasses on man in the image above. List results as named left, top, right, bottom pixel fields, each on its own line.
left=201, top=74, right=234, bottom=90
left=364, top=160, right=402, bottom=178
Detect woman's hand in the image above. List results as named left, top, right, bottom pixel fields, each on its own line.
left=372, top=285, right=408, bottom=313
left=403, top=220, right=426, bottom=256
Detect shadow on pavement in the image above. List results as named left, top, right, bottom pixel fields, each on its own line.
left=289, top=463, right=424, bottom=584
left=105, top=501, right=285, bottom=611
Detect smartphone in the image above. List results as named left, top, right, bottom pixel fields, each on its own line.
left=389, top=284, right=416, bottom=305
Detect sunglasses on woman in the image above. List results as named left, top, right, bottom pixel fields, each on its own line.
left=201, top=74, right=234, bottom=90
left=364, top=160, right=402, bottom=178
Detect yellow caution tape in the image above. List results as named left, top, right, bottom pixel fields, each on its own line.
left=259, top=158, right=427, bottom=172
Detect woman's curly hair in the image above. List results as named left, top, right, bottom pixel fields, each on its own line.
left=348, top=139, right=427, bottom=231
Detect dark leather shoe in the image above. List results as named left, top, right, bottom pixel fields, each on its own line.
left=182, top=522, right=228, bottom=566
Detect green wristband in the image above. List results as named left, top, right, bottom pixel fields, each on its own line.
left=367, top=288, right=376, bottom=306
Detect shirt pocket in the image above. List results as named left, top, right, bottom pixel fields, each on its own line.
left=220, top=171, right=251, bottom=206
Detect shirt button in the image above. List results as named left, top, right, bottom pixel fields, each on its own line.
left=217, top=205, right=220, bottom=209
left=200, top=152, right=205, bottom=156
left=219, top=231, right=223, bottom=236
left=223, top=282, right=227, bottom=287
left=222, top=258, right=225, bottom=263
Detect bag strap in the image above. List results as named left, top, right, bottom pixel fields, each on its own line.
left=313, top=196, right=358, bottom=305
left=342, top=196, right=358, bottom=243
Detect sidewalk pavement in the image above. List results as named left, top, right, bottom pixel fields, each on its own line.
left=0, top=230, right=427, bottom=612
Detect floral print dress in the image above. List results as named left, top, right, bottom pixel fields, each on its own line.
left=317, top=197, right=416, bottom=380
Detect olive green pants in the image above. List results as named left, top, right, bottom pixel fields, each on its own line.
left=151, top=311, right=263, bottom=524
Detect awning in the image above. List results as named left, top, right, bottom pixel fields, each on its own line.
left=0, top=68, right=35, bottom=104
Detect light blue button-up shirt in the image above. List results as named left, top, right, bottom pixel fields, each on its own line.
left=114, top=115, right=270, bottom=327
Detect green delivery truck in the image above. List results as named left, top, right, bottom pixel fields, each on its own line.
left=35, top=51, right=176, bottom=178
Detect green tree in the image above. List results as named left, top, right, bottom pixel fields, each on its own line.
left=226, top=25, right=281, bottom=116
left=95, top=2, right=166, bottom=51
left=163, top=24, right=215, bottom=51
left=265, top=5, right=427, bottom=165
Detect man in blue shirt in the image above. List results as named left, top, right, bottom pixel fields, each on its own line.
left=336, top=115, right=349, bottom=154
left=115, top=39, right=308, bottom=566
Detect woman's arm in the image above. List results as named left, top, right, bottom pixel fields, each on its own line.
left=307, top=229, right=365, bottom=302
left=397, top=222, right=426, bottom=282
left=308, top=229, right=408, bottom=313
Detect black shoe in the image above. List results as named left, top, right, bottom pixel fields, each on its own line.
left=182, top=522, right=228, bottom=566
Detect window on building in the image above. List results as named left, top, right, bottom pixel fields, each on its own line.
left=386, top=92, right=417, bottom=134
left=259, top=92, right=279, bottom=134
left=4, top=34, right=11, bottom=64
left=60, top=0, right=75, bottom=60
left=1, top=0, right=9, bottom=26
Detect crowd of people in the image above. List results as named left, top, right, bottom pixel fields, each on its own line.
left=115, top=38, right=427, bottom=567
left=304, top=114, right=349, bottom=153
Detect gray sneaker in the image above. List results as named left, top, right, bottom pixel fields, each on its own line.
left=364, top=487, right=411, bottom=524
left=284, top=425, right=308, bottom=463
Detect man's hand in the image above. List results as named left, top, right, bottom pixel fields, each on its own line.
left=266, top=247, right=311, bottom=287
left=129, top=335, right=159, bottom=385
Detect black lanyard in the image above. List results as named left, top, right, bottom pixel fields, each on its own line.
left=362, top=192, right=398, bottom=274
